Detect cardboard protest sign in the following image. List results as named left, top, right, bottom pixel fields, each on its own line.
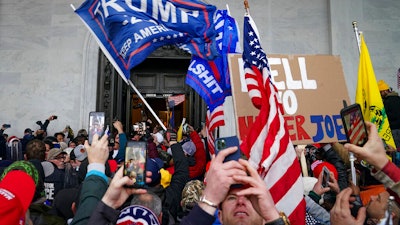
left=229, top=54, right=350, bottom=145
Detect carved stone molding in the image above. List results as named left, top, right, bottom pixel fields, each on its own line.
left=80, top=32, right=99, bottom=129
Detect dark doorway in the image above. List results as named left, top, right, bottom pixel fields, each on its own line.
left=131, top=96, right=184, bottom=131
left=97, top=46, right=207, bottom=136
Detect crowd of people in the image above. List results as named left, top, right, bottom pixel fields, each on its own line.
left=0, top=80, right=399, bottom=225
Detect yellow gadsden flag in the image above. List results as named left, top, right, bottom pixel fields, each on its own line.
left=355, top=34, right=396, bottom=148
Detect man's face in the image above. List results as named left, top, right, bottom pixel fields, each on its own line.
left=366, top=191, right=390, bottom=220
left=380, top=90, right=389, bottom=98
left=50, top=154, right=67, bottom=169
left=56, top=135, right=64, bottom=143
left=113, top=141, right=120, bottom=150
left=69, top=142, right=76, bottom=148
left=70, top=159, right=81, bottom=169
left=133, top=134, right=141, bottom=141
left=45, top=143, right=51, bottom=152
left=218, top=189, right=263, bottom=225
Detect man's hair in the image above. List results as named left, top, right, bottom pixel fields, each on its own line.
left=54, top=132, right=65, bottom=138
left=73, top=136, right=87, bottom=145
left=25, top=139, right=46, bottom=161
left=131, top=191, right=162, bottom=216
left=77, top=129, right=88, bottom=137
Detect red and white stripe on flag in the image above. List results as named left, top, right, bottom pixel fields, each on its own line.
left=168, top=94, right=185, bottom=106
left=241, top=14, right=305, bottom=224
left=205, top=107, right=224, bottom=154
left=244, top=66, right=263, bottom=109
left=207, top=106, right=225, bottom=132
left=242, top=15, right=269, bottom=110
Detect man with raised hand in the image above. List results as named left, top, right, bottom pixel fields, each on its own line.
left=181, top=146, right=289, bottom=225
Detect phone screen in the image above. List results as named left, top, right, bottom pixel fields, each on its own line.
left=215, top=136, right=241, bottom=162
left=340, top=103, right=368, bottom=146
left=124, top=141, right=147, bottom=188
left=88, top=112, right=105, bottom=144
left=322, top=166, right=330, bottom=188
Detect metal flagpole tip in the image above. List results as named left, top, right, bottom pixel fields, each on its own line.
left=352, top=21, right=357, bottom=27
left=244, top=0, right=249, bottom=10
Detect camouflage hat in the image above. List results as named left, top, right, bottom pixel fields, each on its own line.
left=181, top=180, right=205, bottom=212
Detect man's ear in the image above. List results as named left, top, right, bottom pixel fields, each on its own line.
left=217, top=207, right=223, bottom=222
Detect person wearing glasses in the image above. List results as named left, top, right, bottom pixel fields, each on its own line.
left=41, top=148, right=67, bottom=204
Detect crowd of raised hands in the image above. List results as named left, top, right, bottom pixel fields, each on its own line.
left=81, top=120, right=400, bottom=225
left=0, top=117, right=399, bottom=225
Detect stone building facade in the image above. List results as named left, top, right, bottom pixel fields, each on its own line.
left=0, top=0, right=399, bottom=137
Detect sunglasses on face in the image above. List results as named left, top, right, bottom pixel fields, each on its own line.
left=55, top=155, right=66, bottom=160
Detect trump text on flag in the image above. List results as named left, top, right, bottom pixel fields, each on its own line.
left=75, top=0, right=217, bottom=80
left=93, top=0, right=201, bottom=27
left=229, top=54, right=350, bottom=145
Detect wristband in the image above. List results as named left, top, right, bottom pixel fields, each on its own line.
left=264, top=212, right=290, bottom=225
left=199, top=195, right=218, bottom=208
left=308, top=190, right=321, bottom=203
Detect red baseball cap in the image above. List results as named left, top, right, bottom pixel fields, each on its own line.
left=0, top=170, right=36, bottom=225
left=311, top=161, right=338, bottom=180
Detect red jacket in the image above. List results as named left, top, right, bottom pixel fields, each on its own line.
left=189, top=131, right=207, bottom=179
left=375, top=161, right=400, bottom=204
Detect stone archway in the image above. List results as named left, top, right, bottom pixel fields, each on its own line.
left=79, top=31, right=99, bottom=129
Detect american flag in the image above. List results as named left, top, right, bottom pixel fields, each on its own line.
left=240, top=14, right=306, bottom=224
left=206, top=109, right=217, bottom=154
left=168, top=94, right=185, bottom=107
left=346, top=109, right=368, bottom=146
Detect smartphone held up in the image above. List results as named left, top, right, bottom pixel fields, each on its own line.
left=340, top=103, right=368, bottom=147
left=215, top=136, right=243, bottom=189
left=340, top=103, right=369, bottom=185
left=215, top=136, right=241, bottom=162
left=321, top=166, right=330, bottom=188
left=123, top=141, right=147, bottom=188
left=88, top=111, right=105, bottom=144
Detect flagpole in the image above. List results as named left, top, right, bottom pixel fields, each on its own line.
left=350, top=21, right=360, bottom=186
left=128, top=80, right=167, bottom=131
left=166, top=98, right=170, bottom=128
left=226, top=4, right=230, bottom=15
left=244, top=0, right=250, bottom=15
left=71, top=4, right=167, bottom=132
left=352, top=21, right=361, bottom=54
